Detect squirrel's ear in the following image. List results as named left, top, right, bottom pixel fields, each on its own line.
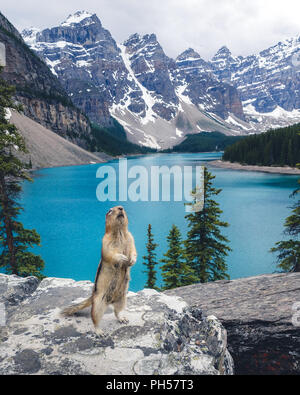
left=106, top=208, right=113, bottom=216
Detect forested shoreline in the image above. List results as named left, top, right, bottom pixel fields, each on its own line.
left=223, top=123, right=300, bottom=167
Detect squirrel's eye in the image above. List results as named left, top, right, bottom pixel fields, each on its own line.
left=107, top=209, right=113, bottom=215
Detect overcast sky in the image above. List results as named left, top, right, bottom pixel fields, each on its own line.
left=1, top=0, right=300, bottom=59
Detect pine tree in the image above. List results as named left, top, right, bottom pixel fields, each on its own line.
left=161, top=224, right=197, bottom=290
left=223, top=124, right=300, bottom=167
left=0, top=66, right=45, bottom=279
left=287, top=139, right=294, bottom=166
left=270, top=164, right=300, bottom=272
left=184, top=167, right=231, bottom=283
left=142, top=224, right=159, bottom=290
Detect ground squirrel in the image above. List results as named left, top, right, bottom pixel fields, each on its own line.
left=62, top=206, right=137, bottom=336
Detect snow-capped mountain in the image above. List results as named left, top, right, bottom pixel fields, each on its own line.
left=22, top=11, right=250, bottom=149
left=210, top=38, right=300, bottom=129
left=22, top=11, right=300, bottom=148
left=0, top=11, right=92, bottom=149
left=175, top=48, right=245, bottom=121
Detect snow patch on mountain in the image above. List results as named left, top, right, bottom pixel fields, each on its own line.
left=21, top=27, right=40, bottom=45
left=175, top=128, right=184, bottom=137
left=225, top=114, right=252, bottom=132
left=118, top=44, right=156, bottom=125
left=61, top=11, right=94, bottom=27
left=244, top=104, right=300, bottom=130
left=21, top=10, right=300, bottom=150
left=176, top=84, right=193, bottom=105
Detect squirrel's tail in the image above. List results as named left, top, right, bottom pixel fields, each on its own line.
left=61, top=296, right=92, bottom=316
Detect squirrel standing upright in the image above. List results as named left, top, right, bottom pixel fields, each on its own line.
left=62, top=206, right=137, bottom=336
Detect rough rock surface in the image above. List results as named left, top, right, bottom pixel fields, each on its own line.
left=0, top=11, right=93, bottom=150
left=22, top=11, right=300, bottom=145
left=22, top=11, right=249, bottom=149
left=210, top=41, right=300, bottom=130
left=175, top=48, right=245, bottom=121
left=166, top=273, right=300, bottom=375
left=0, top=274, right=233, bottom=375
left=211, top=42, right=300, bottom=113
left=11, top=110, right=107, bottom=169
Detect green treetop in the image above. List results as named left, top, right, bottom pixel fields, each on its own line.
left=161, top=224, right=197, bottom=290
left=0, top=66, right=45, bottom=279
left=184, top=167, right=231, bottom=283
left=271, top=164, right=300, bottom=272
left=142, top=224, right=159, bottom=290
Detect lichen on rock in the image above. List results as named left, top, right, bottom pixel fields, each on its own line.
left=0, top=274, right=233, bottom=375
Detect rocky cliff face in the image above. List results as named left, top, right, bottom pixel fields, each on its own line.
left=0, top=12, right=23, bottom=40
left=0, top=274, right=233, bottom=375
left=21, top=11, right=300, bottom=148
left=10, top=110, right=108, bottom=170
left=174, top=48, right=245, bottom=121
left=123, top=33, right=179, bottom=121
left=166, top=273, right=300, bottom=375
left=210, top=40, right=300, bottom=129
left=0, top=12, right=92, bottom=149
left=23, top=11, right=124, bottom=129
left=23, top=11, right=249, bottom=149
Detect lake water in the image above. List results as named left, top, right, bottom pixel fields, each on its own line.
left=17, top=153, right=299, bottom=291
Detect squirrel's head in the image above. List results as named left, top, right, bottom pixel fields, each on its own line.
left=105, top=206, right=128, bottom=233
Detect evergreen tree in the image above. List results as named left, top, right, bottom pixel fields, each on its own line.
left=223, top=123, right=300, bottom=167
left=161, top=224, right=197, bottom=290
left=184, top=167, right=231, bottom=283
left=270, top=164, right=300, bottom=272
left=0, top=66, right=45, bottom=279
left=287, top=139, right=294, bottom=166
left=142, top=224, right=159, bottom=290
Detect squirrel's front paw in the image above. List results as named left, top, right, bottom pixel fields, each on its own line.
left=116, top=253, right=129, bottom=264
left=128, top=255, right=137, bottom=266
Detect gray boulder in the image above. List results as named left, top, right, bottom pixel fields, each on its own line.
left=0, top=274, right=233, bottom=375
left=0, top=274, right=39, bottom=308
left=166, top=273, right=300, bottom=375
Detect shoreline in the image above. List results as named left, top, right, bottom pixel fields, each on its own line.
left=28, top=152, right=153, bottom=172
left=209, top=160, right=300, bottom=175
left=27, top=152, right=300, bottom=176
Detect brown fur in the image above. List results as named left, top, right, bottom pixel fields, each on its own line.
left=61, top=206, right=137, bottom=335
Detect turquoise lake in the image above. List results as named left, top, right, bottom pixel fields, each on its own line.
left=18, top=152, right=299, bottom=291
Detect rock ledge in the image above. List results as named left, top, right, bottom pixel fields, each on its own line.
left=166, top=273, right=300, bottom=375
left=0, top=274, right=233, bottom=375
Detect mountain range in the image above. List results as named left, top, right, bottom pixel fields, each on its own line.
left=0, top=10, right=151, bottom=164
left=0, top=11, right=92, bottom=149
left=20, top=10, right=300, bottom=149
left=1, top=10, right=300, bottom=151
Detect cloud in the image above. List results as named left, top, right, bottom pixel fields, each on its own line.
left=1, top=0, right=300, bottom=59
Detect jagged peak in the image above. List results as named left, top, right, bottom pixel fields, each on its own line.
left=21, top=27, right=40, bottom=37
left=176, top=48, right=201, bottom=62
left=21, top=27, right=41, bottom=44
left=124, top=33, right=141, bottom=45
left=259, top=34, right=300, bottom=58
left=218, top=45, right=231, bottom=53
left=60, top=11, right=97, bottom=27
left=212, top=45, right=232, bottom=60
left=124, top=32, right=158, bottom=46
left=22, top=26, right=40, bottom=33
left=142, top=33, right=157, bottom=42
